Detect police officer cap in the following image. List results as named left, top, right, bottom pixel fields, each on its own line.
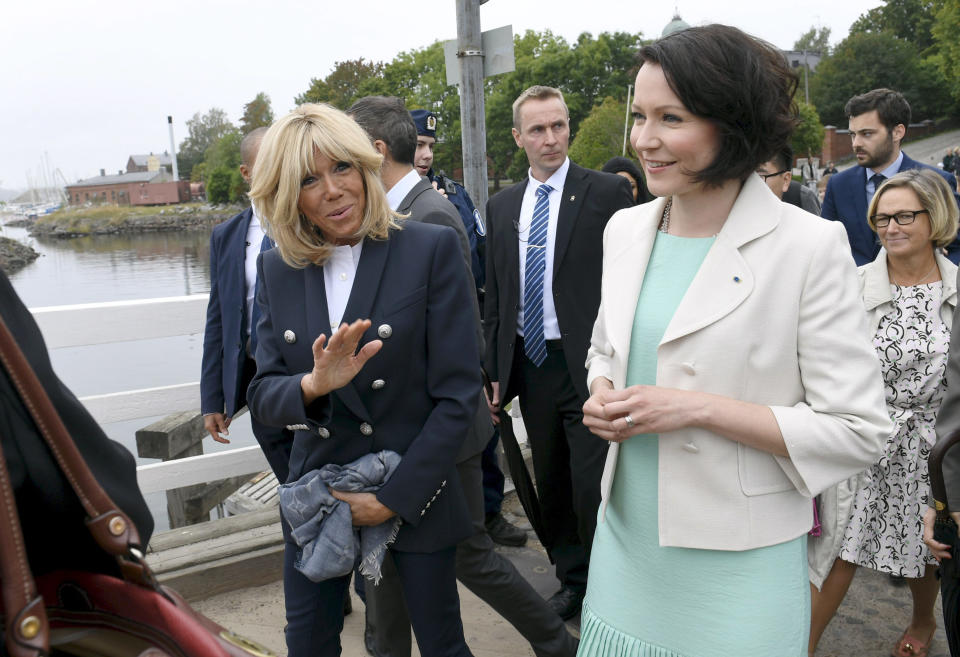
left=410, top=109, right=438, bottom=139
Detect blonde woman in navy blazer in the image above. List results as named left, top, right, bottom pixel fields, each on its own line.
left=577, top=26, right=891, bottom=657
left=246, top=104, right=478, bottom=657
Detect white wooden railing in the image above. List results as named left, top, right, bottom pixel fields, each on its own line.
left=30, top=295, right=268, bottom=494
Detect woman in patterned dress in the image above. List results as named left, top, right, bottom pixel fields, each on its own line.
left=809, top=169, right=959, bottom=657
left=577, top=25, right=891, bottom=657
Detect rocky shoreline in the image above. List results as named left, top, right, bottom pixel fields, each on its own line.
left=0, top=236, right=40, bottom=275
left=27, top=204, right=242, bottom=238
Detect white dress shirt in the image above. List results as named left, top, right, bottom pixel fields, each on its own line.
left=516, top=157, right=569, bottom=340
left=324, top=242, right=363, bottom=332
left=244, top=208, right=266, bottom=337
left=386, top=168, right=423, bottom=211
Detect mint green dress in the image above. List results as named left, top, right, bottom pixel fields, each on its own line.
left=577, top=233, right=809, bottom=657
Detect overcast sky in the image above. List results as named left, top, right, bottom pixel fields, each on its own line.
left=2, top=0, right=881, bottom=191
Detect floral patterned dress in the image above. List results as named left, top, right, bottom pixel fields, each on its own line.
left=839, top=282, right=949, bottom=577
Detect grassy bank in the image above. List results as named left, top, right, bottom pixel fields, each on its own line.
left=32, top=203, right=242, bottom=237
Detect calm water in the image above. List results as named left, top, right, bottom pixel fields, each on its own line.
left=3, top=223, right=259, bottom=529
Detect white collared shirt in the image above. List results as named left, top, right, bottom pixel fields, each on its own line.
left=244, top=207, right=266, bottom=337
left=516, top=157, right=570, bottom=339
left=865, top=150, right=904, bottom=206
left=386, top=168, right=423, bottom=211
left=324, top=242, right=363, bottom=332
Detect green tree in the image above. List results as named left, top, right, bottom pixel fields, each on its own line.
left=809, top=31, right=951, bottom=126
left=203, top=130, right=242, bottom=173
left=932, top=0, right=960, bottom=105
left=296, top=59, right=384, bottom=109
left=228, top=168, right=246, bottom=202
left=792, top=102, right=826, bottom=159
left=850, top=0, right=940, bottom=54
left=207, top=167, right=233, bottom=204
left=569, top=96, right=629, bottom=170
left=793, top=26, right=832, bottom=54
left=240, top=92, right=274, bottom=133
left=484, top=30, right=643, bottom=186
left=190, top=162, right=207, bottom=184
left=355, top=42, right=464, bottom=174
left=177, top=108, right=235, bottom=180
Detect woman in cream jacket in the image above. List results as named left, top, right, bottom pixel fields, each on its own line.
left=576, top=25, right=890, bottom=657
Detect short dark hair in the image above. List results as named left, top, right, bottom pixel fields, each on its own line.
left=347, top=96, right=417, bottom=166
left=769, top=143, right=794, bottom=173
left=601, top=156, right=651, bottom=203
left=844, top=88, right=911, bottom=133
left=638, top=24, right=798, bottom=187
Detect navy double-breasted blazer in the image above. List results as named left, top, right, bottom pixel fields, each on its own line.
left=247, top=221, right=478, bottom=553
left=821, top=153, right=960, bottom=265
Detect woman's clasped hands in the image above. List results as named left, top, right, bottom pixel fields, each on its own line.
left=582, top=378, right=701, bottom=443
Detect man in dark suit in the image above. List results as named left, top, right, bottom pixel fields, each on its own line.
left=348, top=96, right=577, bottom=657
left=200, top=127, right=292, bottom=481
left=410, top=107, right=526, bottom=548
left=821, top=88, right=960, bottom=265
left=484, top=85, right=634, bottom=620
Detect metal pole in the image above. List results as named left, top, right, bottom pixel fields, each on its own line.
left=803, top=51, right=810, bottom=105
left=455, top=0, right=489, bottom=215
left=622, top=84, right=633, bottom=157
left=167, top=116, right=180, bottom=182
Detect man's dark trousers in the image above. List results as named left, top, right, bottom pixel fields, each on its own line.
left=512, top=337, right=604, bottom=594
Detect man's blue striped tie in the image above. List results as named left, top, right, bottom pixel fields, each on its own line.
left=523, top=183, right=552, bottom=366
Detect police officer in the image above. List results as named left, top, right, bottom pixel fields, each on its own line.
left=410, top=108, right=526, bottom=548
left=410, top=109, right=486, bottom=299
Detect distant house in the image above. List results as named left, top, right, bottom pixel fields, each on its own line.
left=126, top=152, right=174, bottom=174
left=66, top=169, right=189, bottom=206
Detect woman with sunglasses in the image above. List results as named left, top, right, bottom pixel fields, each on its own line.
left=809, top=168, right=959, bottom=657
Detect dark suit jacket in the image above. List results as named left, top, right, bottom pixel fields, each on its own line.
left=0, top=271, right=153, bottom=576
left=483, top=161, right=634, bottom=402
left=397, top=176, right=493, bottom=462
left=248, top=222, right=477, bottom=552
left=201, top=207, right=253, bottom=416
left=821, top=153, right=960, bottom=265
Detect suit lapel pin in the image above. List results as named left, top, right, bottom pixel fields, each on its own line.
left=569, top=195, right=576, bottom=202
left=378, top=324, right=393, bottom=339
left=283, top=330, right=297, bottom=344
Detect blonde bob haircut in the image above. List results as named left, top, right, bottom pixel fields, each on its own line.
left=249, top=103, right=401, bottom=268
left=867, top=168, right=959, bottom=249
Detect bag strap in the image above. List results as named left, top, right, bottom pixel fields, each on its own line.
left=0, top=432, right=49, bottom=657
left=0, top=313, right=155, bottom=588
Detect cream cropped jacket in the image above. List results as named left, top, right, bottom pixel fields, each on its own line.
left=586, top=174, right=892, bottom=551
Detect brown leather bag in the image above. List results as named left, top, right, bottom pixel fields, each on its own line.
left=0, top=313, right=275, bottom=657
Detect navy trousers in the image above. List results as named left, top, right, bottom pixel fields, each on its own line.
left=283, top=540, right=472, bottom=657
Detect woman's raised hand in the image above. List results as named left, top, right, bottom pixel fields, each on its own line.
left=300, top=319, right=382, bottom=403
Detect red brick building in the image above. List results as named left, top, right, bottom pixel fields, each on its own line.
left=66, top=170, right=190, bottom=206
